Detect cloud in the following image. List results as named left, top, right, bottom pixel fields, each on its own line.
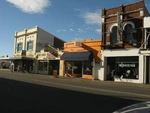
left=96, top=28, right=101, bottom=34
left=6, top=0, right=51, bottom=14
left=78, top=28, right=84, bottom=33
left=69, top=28, right=74, bottom=31
left=80, top=10, right=101, bottom=25
left=57, top=29, right=66, bottom=32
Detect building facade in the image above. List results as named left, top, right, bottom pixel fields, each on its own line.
left=60, top=39, right=102, bottom=79
left=99, top=0, right=150, bottom=83
left=12, top=26, right=65, bottom=74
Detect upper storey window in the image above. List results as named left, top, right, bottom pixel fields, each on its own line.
left=123, top=21, right=136, bottom=44
left=17, top=43, right=22, bottom=52
left=109, top=23, right=119, bottom=44
left=111, top=26, right=118, bottom=44
left=146, top=28, right=150, bottom=49
left=27, top=40, right=33, bottom=51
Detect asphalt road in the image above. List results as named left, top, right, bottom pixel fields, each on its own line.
left=0, top=70, right=150, bottom=113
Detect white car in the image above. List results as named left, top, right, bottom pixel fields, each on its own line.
left=113, top=101, right=150, bottom=113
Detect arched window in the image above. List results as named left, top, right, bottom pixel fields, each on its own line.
left=111, top=26, right=118, bottom=44
left=146, top=28, right=150, bottom=49
left=123, top=21, right=135, bottom=44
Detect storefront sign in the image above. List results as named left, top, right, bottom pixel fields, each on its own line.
left=21, top=50, right=26, bottom=57
left=119, top=63, right=135, bottom=67
left=37, top=53, right=46, bottom=57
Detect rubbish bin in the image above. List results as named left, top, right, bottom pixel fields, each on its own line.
left=53, top=70, right=58, bottom=78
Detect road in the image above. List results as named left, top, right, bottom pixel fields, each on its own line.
left=0, top=70, right=150, bottom=113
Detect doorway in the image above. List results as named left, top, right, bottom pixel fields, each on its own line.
left=49, top=60, right=59, bottom=75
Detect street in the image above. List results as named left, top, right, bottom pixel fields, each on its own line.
left=0, top=70, right=150, bottom=113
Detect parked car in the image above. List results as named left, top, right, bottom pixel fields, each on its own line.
left=113, top=101, right=150, bottom=113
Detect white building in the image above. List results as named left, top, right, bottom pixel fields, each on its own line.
left=12, top=26, right=65, bottom=74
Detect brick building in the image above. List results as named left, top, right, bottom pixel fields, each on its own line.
left=99, top=0, right=150, bottom=83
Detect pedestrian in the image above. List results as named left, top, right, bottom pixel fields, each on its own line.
left=10, top=62, right=14, bottom=73
left=17, top=65, right=20, bottom=72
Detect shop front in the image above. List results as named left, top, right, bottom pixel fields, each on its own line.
left=61, top=51, right=93, bottom=78
left=10, top=57, right=33, bottom=73
left=106, top=57, right=139, bottom=81
left=99, top=49, right=145, bottom=83
left=36, top=51, right=61, bottom=75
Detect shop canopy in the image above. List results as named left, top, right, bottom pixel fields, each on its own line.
left=61, top=52, right=93, bottom=61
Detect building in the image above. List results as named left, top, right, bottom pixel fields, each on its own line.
left=60, top=39, right=102, bottom=79
left=140, top=16, right=150, bottom=83
left=100, top=0, right=150, bottom=83
left=12, top=26, right=65, bottom=74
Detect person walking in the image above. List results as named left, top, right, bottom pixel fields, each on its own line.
left=10, top=62, right=14, bottom=73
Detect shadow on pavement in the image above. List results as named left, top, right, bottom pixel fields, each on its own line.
left=0, top=78, right=141, bottom=113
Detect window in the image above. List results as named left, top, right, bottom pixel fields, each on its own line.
left=123, top=21, right=136, bottom=44
left=38, top=61, right=47, bottom=71
left=108, top=57, right=139, bottom=80
left=146, top=28, right=150, bottom=49
left=124, top=24, right=133, bottom=43
left=27, top=40, right=33, bottom=51
left=109, top=23, right=119, bottom=45
left=17, top=43, right=22, bottom=52
left=111, top=26, right=118, bottom=44
left=83, top=61, right=92, bottom=75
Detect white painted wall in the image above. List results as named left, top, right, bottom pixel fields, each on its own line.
left=99, top=49, right=145, bottom=83
left=144, top=17, right=150, bottom=28
left=14, top=26, right=55, bottom=57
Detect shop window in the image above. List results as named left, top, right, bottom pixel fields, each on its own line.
left=17, top=42, right=22, bottom=52
left=116, top=57, right=139, bottom=79
left=83, top=61, right=92, bottom=75
left=38, top=61, right=47, bottom=71
left=65, top=61, right=82, bottom=75
left=27, top=40, right=33, bottom=51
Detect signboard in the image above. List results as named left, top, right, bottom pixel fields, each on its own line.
left=74, top=41, right=82, bottom=46
left=21, top=50, right=26, bottom=57
left=119, top=63, right=135, bottom=67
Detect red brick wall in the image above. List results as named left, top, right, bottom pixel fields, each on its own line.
left=102, top=1, right=145, bottom=49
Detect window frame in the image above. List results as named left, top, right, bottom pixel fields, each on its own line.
left=123, top=21, right=135, bottom=44
left=16, top=42, right=23, bottom=52
left=109, top=23, right=119, bottom=44
left=27, top=40, right=33, bottom=51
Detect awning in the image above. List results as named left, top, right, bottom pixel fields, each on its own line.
left=60, top=52, right=93, bottom=61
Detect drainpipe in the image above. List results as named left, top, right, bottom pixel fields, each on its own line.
left=92, top=58, right=95, bottom=81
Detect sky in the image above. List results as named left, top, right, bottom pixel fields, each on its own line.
left=0, top=0, right=150, bottom=57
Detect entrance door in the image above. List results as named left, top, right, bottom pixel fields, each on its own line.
left=146, top=57, right=150, bottom=84
left=107, top=57, right=116, bottom=80
left=49, top=60, right=59, bottom=75
left=73, top=61, right=82, bottom=74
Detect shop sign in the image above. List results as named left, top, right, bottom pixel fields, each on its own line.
left=37, top=53, right=46, bottom=57
left=119, top=63, right=135, bottom=67
left=21, top=50, right=26, bottom=57
left=47, top=53, right=55, bottom=58
left=74, top=41, right=82, bottom=46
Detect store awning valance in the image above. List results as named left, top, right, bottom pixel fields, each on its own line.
left=61, top=52, right=93, bottom=61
